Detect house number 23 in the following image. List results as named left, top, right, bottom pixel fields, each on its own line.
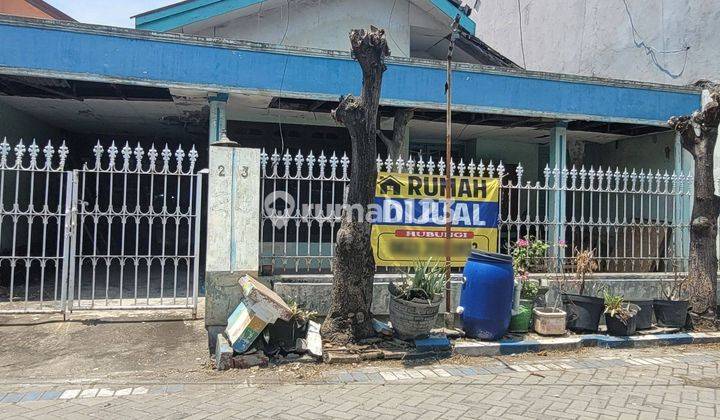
left=217, top=165, right=249, bottom=178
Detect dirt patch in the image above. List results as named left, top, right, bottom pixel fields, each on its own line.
left=0, top=309, right=212, bottom=385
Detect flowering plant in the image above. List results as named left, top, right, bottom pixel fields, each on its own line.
left=511, top=236, right=549, bottom=276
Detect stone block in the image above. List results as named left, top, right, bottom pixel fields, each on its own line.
left=215, top=333, right=233, bottom=371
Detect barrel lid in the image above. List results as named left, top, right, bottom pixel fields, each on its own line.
left=468, top=250, right=513, bottom=264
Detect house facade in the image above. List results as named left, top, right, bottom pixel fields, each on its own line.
left=0, top=0, right=709, bottom=320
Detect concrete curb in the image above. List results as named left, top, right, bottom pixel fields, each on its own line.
left=454, top=332, right=720, bottom=356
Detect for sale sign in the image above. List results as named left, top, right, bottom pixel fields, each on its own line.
left=371, top=172, right=500, bottom=267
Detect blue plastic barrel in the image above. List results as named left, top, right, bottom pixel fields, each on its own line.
left=459, top=251, right=514, bottom=340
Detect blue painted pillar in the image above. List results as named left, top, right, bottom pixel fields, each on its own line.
left=209, top=93, right=229, bottom=143
left=547, top=122, right=568, bottom=269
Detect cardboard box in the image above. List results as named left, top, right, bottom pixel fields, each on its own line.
left=239, top=275, right=293, bottom=322
left=225, top=301, right=275, bottom=353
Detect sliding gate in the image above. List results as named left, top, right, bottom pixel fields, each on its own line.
left=0, top=140, right=204, bottom=316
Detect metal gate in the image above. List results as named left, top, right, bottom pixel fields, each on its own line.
left=0, top=140, right=204, bottom=316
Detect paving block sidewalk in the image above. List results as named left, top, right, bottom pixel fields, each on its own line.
left=2, top=347, right=720, bottom=419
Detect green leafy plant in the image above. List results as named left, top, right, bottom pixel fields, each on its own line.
left=394, top=259, right=445, bottom=302
left=286, top=299, right=317, bottom=324
left=520, top=280, right=540, bottom=300
left=604, top=291, right=635, bottom=323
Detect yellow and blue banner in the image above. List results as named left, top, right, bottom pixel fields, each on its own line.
left=371, top=172, right=499, bottom=267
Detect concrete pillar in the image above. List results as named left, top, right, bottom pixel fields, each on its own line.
left=204, top=93, right=262, bottom=351
left=547, top=122, right=568, bottom=268
left=208, top=93, right=228, bottom=143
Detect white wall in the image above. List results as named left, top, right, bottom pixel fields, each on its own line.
left=472, top=0, right=720, bottom=86
left=191, top=0, right=412, bottom=57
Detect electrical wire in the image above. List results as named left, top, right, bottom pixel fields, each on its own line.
left=621, top=0, right=689, bottom=78
left=386, top=0, right=409, bottom=57
left=516, top=0, right=527, bottom=68
left=279, top=0, right=290, bottom=45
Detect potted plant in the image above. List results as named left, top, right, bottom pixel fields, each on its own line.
left=560, top=248, right=605, bottom=333
left=509, top=237, right=548, bottom=333
left=604, top=292, right=640, bottom=336
left=266, top=300, right=317, bottom=352
left=654, top=270, right=691, bottom=328
left=533, top=294, right=567, bottom=336
left=388, top=259, right=444, bottom=340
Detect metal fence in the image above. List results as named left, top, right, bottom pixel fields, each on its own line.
left=259, top=148, right=692, bottom=274
left=0, top=139, right=204, bottom=315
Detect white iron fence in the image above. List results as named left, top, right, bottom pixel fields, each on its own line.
left=0, top=139, right=204, bottom=315
left=260, top=149, right=692, bottom=274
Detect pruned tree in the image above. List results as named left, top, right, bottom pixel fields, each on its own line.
left=377, top=108, right=414, bottom=161
left=321, top=27, right=389, bottom=343
left=668, top=85, right=720, bottom=316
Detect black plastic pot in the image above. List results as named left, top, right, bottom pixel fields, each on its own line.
left=628, top=299, right=653, bottom=330
left=266, top=319, right=309, bottom=352
left=653, top=299, right=690, bottom=328
left=562, top=293, right=605, bottom=333
left=605, top=313, right=637, bottom=336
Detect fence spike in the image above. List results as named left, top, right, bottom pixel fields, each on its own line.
left=459, top=159, right=467, bottom=176
left=108, top=141, right=119, bottom=169
left=148, top=144, right=158, bottom=172
left=58, top=141, right=68, bottom=170
left=188, top=145, right=198, bottom=172
left=340, top=152, right=349, bottom=180
left=427, top=156, right=435, bottom=174
left=14, top=139, right=25, bottom=168
left=134, top=143, right=145, bottom=163
left=161, top=144, right=172, bottom=172
left=121, top=142, right=132, bottom=170
left=395, top=156, right=405, bottom=173
left=43, top=140, right=54, bottom=169
left=516, top=163, right=524, bottom=185
left=260, top=148, right=268, bottom=173
left=384, top=155, right=394, bottom=173
left=27, top=140, right=39, bottom=169
left=438, top=157, right=445, bottom=176
left=175, top=145, right=186, bottom=173
left=318, top=151, right=327, bottom=177
left=406, top=156, right=415, bottom=174
left=0, top=137, right=9, bottom=167
left=306, top=150, right=316, bottom=176
left=417, top=154, right=426, bottom=174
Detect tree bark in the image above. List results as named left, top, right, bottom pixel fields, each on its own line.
left=668, top=87, right=720, bottom=315
left=321, top=27, right=389, bottom=344
left=377, top=109, right=414, bottom=161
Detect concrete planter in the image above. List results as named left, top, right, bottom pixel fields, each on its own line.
left=389, top=294, right=442, bottom=340
left=533, top=307, right=567, bottom=336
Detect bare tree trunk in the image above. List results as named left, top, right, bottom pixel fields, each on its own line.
left=668, top=87, right=720, bottom=315
left=378, top=109, right=414, bottom=161
left=321, top=27, right=389, bottom=344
